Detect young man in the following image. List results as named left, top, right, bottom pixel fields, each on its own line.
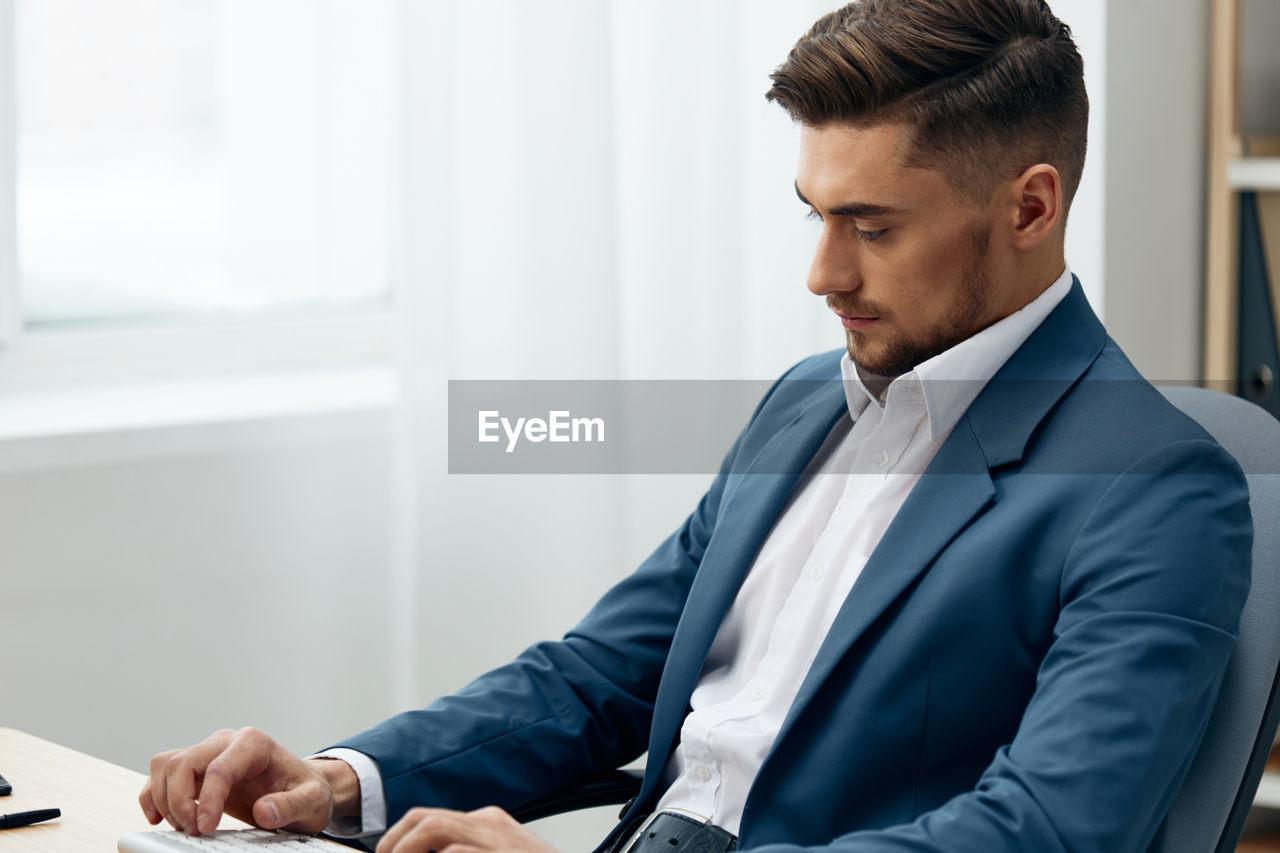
left=141, top=1, right=1252, bottom=851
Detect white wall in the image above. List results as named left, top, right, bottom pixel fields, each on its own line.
left=1054, top=0, right=1107, bottom=316
left=1099, top=0, right=1209, bottom=384
left=0, top=411, right=394, bottom=769
left=1055, top=0, right=1209, bottom=384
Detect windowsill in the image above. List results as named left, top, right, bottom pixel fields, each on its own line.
left=0, top=364, right=398, bottom=471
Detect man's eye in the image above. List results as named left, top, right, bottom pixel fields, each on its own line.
left=855, top=229, right=886, bottom=242
left=806, top=209, right=822, bottom=221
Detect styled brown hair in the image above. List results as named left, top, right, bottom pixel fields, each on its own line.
left=767, top=0, right=1088, bottom=210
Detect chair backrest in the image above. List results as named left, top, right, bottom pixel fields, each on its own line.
left=1153, top=386, right=1280, bottom=853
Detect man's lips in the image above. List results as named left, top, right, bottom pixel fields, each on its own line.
left=832, top=307, right=879, bottom=330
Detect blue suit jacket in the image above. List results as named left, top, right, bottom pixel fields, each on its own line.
left=336, top=282, right=1252, bottom=852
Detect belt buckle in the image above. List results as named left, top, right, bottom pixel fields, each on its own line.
left=619, top=811, right=665, bottom=853
left=622, top=810, right=735, bottom=853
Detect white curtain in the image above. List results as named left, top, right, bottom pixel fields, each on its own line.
left=388, top=10, right=841, bottom=838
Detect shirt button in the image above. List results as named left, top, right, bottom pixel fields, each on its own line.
left=808, top=564, right=824, bottom=581
left=873, top=450, right=890, bottom=468
left=751, top=684, right=767, bottom=700
left=693, top=765, right=712, bottom=782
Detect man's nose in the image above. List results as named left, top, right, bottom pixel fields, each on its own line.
left=806, top=226, right=859, bottom=296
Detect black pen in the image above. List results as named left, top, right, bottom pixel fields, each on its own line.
left=0, top=808, right=61, bottom=829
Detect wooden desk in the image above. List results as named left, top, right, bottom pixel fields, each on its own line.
left=0, top=727, right=249, bottom=852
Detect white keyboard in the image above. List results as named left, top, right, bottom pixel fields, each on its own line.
left=118, top=829, right=355, bottom=853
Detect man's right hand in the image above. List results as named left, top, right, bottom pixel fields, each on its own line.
left=139, top=727, right=355, bottom=837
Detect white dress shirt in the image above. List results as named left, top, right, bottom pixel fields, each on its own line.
left=322, top=267, right=1074, bottom=839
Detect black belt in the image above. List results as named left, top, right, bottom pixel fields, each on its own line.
left=620, top=812, right=737, bottom=853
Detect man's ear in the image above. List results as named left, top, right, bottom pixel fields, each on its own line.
left=1007, top=164, right=1062, bottom=249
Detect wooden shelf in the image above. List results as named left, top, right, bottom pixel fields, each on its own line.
left=1228, top=157, right=1280, bottom=191
left=1204, top=0, right=1242, bottom=385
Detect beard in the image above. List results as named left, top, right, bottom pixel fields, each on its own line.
left=832, top=220, right=992, bottom=379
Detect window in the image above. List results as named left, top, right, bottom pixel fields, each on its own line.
left=1, top=0, right=394, bottom=379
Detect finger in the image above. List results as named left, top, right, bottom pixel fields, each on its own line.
left=461, top=807, right=554, bottom=853
left=138, top=779, right=162, bottom=825
left=165, top=731, right=237, bottom=835
left=253, top=780, right=330, bottom=834
left=377, top=808, right=456, bottom=853
left=393, top=811, right=491, bottom=853
left=195, top=757, right=237, bottom=832
left=467, top=805, right=518, bottom=827
left=164, top=752, right=204, bottom=834
left=195, top=729, right=275, bottom=833
left=375, top=808, right=421, bottom=853
left=148, top=750, right=179, bottom=830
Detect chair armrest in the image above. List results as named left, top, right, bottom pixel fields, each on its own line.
left=509, top=768, right=644, bottom=824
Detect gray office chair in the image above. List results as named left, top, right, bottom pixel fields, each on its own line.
left=1151, top=386, right=1280, bottom=853
left=513, top=387, right=1280, bottom=852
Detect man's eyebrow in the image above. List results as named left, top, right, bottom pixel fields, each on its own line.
left=794, top=181, right=900, bottom=218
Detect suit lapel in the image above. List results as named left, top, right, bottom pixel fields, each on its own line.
left=639, top=377, right=848, bottom=800
left=771, top=415, right=994, bottom=743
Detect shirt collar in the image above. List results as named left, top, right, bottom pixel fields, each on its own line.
left=841, top=265, right=1074, bottom=439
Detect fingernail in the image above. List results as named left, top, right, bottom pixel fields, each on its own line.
left=266, top=801, right=281, bottom=827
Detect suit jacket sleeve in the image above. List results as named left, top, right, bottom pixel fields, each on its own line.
left=328, top=369, right=799, bottom=825
left=747, top=437, right=1253, bottom=853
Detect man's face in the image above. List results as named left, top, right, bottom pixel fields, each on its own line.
left=797, top=122, right=1012, bottom=378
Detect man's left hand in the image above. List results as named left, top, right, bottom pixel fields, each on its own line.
left=375, top=805, right=560, bottom=853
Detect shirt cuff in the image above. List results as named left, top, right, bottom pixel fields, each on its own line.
left=308, top=748, right=388, bottom=838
